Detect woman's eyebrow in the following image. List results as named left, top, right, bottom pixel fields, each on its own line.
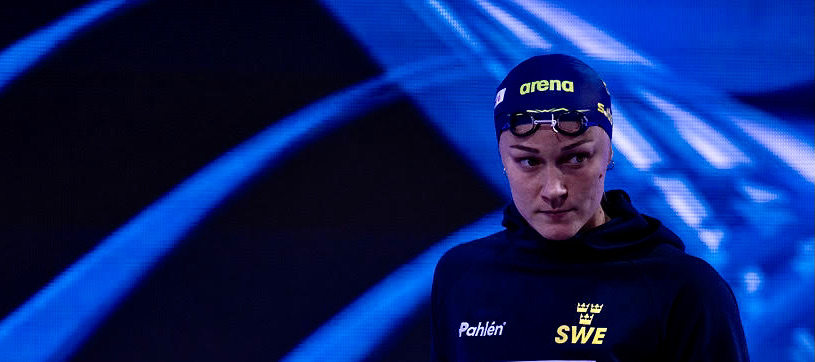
left=561, top=139, right=592, bottom=151
left=509, top=144, right=539, bottom=153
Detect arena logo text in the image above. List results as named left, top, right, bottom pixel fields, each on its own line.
left=519, top=79, right=574, bottom=94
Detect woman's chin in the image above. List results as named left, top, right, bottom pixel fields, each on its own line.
left=533, top=224, right=579, bottom=241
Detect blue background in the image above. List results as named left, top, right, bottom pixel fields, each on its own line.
left=0, top=0, right=812, bottom=361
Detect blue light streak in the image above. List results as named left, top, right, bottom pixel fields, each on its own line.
left=512, top=0, right=654, bottom=66
left=0, top=0, right=133, bottom=93
left=425, top=0, right=484, bottom=52
left=642, top=91, right=749, bottom=169
left=609, top=107, right=661, bottom=170
left=734, top=117, right=815, bottom=183
left=473, top=0, right=551, bottom=50
left=651, top=176, right=707, bottom=228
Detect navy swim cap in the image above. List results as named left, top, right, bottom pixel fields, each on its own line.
left=494, top=54, right=612, bottom=140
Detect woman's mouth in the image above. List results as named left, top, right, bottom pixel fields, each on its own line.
left=538, top=209, right=574, bottom=219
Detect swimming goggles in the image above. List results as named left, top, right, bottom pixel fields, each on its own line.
left=499, top=109, right=600, bottom=137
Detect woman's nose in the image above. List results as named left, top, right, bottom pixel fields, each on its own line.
left=540, top=168, right=567, bottom=208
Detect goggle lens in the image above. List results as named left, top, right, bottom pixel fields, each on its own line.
left=554, top=111, right=585, bottom=134
left=509, top=113, right=537, bottom=135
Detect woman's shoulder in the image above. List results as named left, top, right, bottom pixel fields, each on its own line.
left=440, top=230, right=510, bottom=261
left=639, top=244, right=727, bottom=284
left=633, top=244, right=738, bottom=313
left=433, top=230, right=511, bottom=284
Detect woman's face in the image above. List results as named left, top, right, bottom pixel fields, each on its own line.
left=499, top=126, right=612, bottom=240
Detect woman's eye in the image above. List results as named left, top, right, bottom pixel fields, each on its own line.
left=518, top=158, right=541, bottom=168
left=566, top=153, right=589, bottom=164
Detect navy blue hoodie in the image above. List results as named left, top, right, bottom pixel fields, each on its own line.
left=431, top=190, right=749, bottom=361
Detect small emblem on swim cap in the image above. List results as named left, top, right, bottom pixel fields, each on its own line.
left=597, top=102, right=612, bottom=124
left=494, top=88, right=506, bottom=108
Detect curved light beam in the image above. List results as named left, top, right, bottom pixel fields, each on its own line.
left=282, top=211, right=504, bottom=362
left=0, top=0, right=136, bottom=93
left=512, top=0, right=654, bottom=66
left=0, top=56, right=458, bottom=361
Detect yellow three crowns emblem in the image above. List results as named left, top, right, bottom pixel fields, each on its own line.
left=555, top=302, right=608, bottom=345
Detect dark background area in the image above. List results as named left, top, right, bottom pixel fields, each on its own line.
left=0, top=0, right=502, bottom=360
